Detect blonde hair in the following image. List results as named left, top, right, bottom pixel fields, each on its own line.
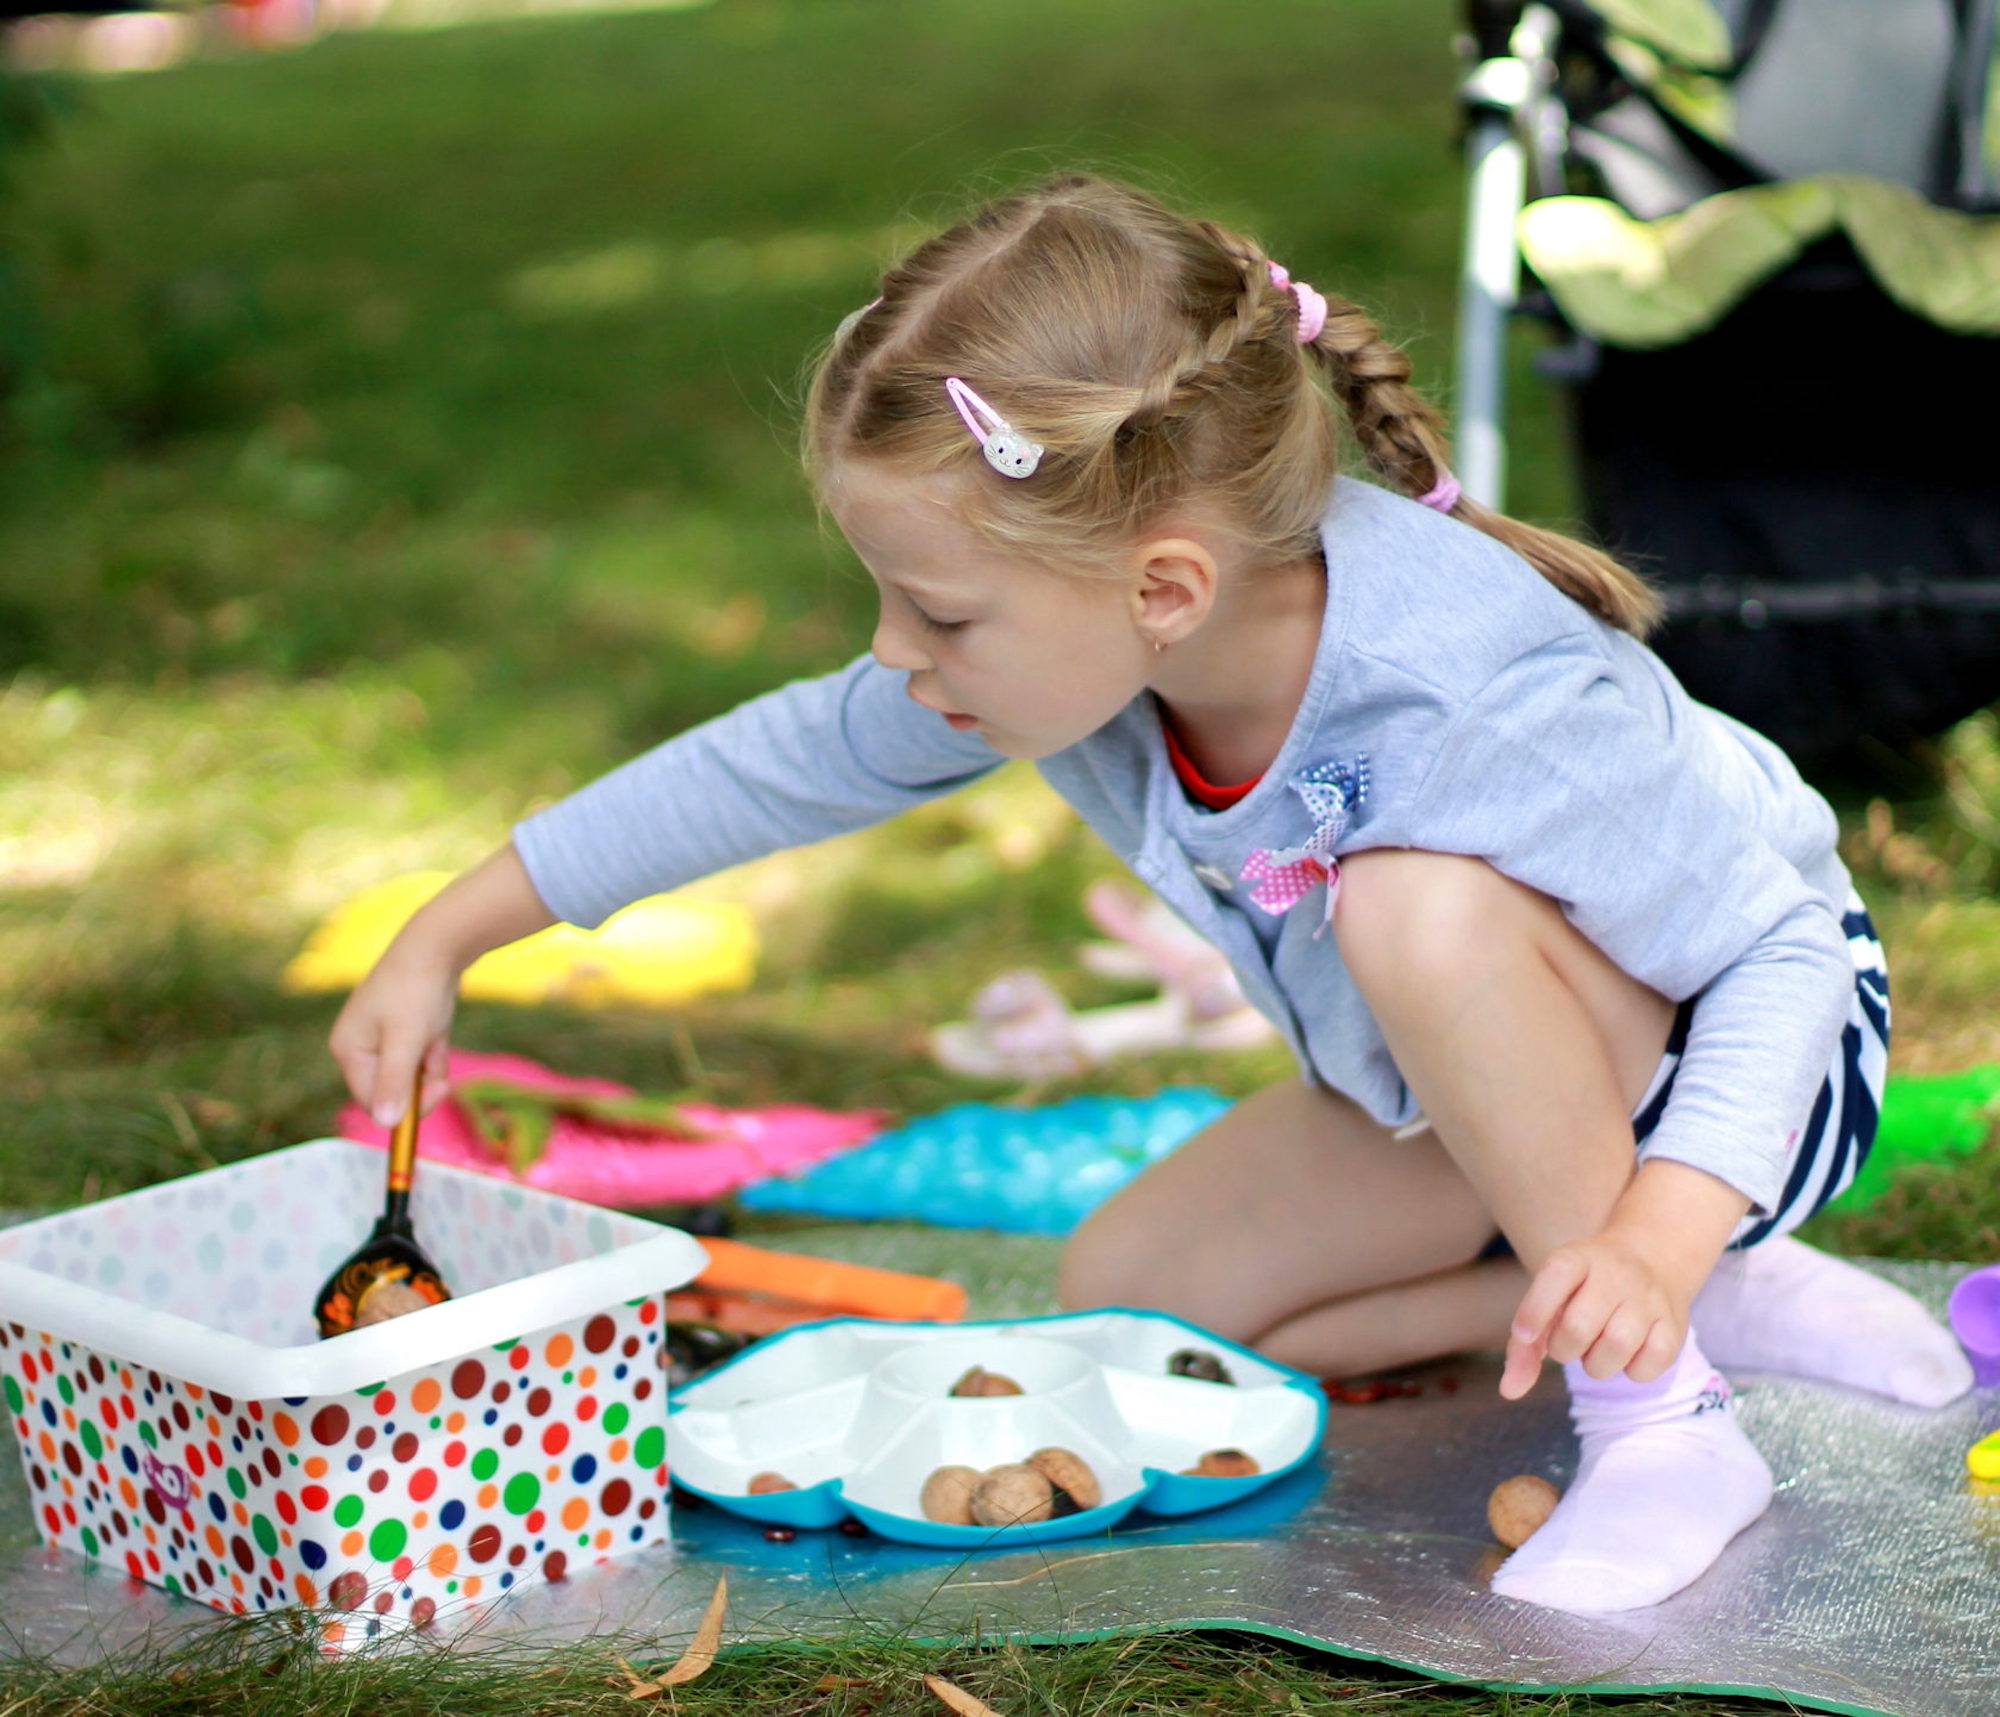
left=801, top=171, right=1661, bottom=637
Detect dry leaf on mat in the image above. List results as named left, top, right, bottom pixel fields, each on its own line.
left=616, top=1576, right=729, bottom=1697
left=924, top=1672, right=1006, bottom=1715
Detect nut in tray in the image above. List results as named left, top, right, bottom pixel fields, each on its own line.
left=667, top=1310, right=1327, bottom=1547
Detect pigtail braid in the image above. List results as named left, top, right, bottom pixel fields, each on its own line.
left=1306, top=296, right=1663, bottom=638
left=804, top=170, right=1661, bottom=631
left=1311, top=298, right=1451, bottom=497
left=1115, top=224, right=1277, bottom=439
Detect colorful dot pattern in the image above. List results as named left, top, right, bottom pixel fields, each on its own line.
left=0, top=1144, right=646, bottom=1347
left=0, top=1298, right=672, bottom=1651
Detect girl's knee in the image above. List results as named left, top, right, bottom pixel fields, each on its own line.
left=1334, top=849, right=1546, bottom=981
left=1054, top=1210, right=1153, bottom=1314
left=1055, top=1182, right=1221, bottom=1322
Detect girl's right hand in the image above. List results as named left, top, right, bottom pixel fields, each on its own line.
left=328, top=936, right=461, bottom=1128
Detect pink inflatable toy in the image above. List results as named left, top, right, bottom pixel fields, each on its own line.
left=337, top=1048, right=890, bottom=1208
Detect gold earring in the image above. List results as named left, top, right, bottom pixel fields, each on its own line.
left=1152, top=637, right=1165, bottom=654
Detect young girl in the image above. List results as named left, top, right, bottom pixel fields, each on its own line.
left=330, top=172, right=1971, bottom=1616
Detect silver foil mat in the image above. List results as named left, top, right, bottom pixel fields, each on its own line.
left=3, top=1222, right=1996, bottom=1716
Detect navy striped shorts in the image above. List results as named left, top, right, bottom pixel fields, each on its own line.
left=1481, top=888, right=1889, bottom=1257
left=1640, top=888, right=1888, bottom=1240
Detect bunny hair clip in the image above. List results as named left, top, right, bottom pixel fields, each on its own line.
left=930, top=259, right=1326, bottom=484
left=944, top=377, right=1044, bottom=480
left=843, top=298, right=1044, bottom=482
left=851, top=272, right=1459, bottom=504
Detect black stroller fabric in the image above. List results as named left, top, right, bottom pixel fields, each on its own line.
left=1511, top=0, right=2000, bottom=778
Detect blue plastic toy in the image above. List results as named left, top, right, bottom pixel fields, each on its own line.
left=739, top=1089, right=1233, bottom=1233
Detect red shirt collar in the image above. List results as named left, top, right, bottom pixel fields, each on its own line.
left=1160, top=709, right=1262, bottom=811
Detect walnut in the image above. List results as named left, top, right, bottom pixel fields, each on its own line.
left=1167, top=1347, right=1234, bottom=1385
left=949, top=1365, right=1023, bottom=1398
left=918, top=1464, right=983, bottom=1525
left=970, top=1462, right=1055, bottom=1526
left=1181, top=1447, right=1260, bottom=1478
left=1025, top=1446, right=1101, bottom=1512
left=1486, top=1474, right=1561, bottom=1549
left=353, top=1278, right=430, bottom=1328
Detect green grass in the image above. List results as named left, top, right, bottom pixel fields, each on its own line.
left=0, top=1616, right=1807, bottom=1715
left=0, top=0, right=1496, bottom=1213
left=1, top=0, right=1998, bottom=1709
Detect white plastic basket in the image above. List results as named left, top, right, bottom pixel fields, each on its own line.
left=0, top=1138, right=706, bottom=1649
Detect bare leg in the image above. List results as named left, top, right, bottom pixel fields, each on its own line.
left=1057, top=850, right=1678, bottom=1378
left=1057, top=1074, right=1504, bottom=1372
left=1252, top=858, right=1675, bottom=1374
left=1331, top=848, right=1677, bottom=1267
left=1329, top=851, right=1774, bottom=1616
left=1254, top=1255, right=1529, bottom=1376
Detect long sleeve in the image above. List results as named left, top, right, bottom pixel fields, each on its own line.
left=511, top=652, right=1004, bottom=929
left=1384, top=633, right=1852, bottom=1215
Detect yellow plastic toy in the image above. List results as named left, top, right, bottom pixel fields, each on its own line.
left=1968, top=1430, right=2000, bottom=1484
left=283, top=871, right=757, bottom=1009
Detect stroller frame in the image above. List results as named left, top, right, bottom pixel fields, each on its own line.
left=1451, top=0, right=2000, bottom=777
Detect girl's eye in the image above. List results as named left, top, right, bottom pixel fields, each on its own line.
left=915, top=610, right=968, bottom=635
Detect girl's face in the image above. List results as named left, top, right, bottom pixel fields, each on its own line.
left=827, top=465, right=1155, bottom=761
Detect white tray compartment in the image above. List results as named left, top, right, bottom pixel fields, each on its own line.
left=669, top=1375, right=867, bottom=1493
left=842, top=1398, right=1142, bottom=1519
left=1028, top=1312, right=1294, bottom=1390
left=1105, top=1369, right=1324, bottom=1476
left=679, top=1320, right=928, bottom=1410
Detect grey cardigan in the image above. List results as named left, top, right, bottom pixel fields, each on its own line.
left=514, top=477, right=1856, bottom=1216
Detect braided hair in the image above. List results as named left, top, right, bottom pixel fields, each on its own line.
left=802, top=171, right=1660, bottom=636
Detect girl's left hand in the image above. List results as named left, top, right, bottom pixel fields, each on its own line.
left=1499, top=1231, right=1689, bottom=1400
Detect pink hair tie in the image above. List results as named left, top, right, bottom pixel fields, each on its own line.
left=1268, top=260, right=1327, bottom=344
left=1417, top=470, right=1462, bottom=513
left=835, top=295, right=884, bottom=344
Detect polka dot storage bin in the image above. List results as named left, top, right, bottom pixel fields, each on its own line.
left=0, top=1138, right=706, bottom=1650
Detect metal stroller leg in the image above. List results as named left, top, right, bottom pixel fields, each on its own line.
left=1452, top=3, right=1562, bottom=510
left=1454, top=110, right=1520, bottom=510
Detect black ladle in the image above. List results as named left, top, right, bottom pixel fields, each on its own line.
left=315, top=1066, right=453, bottom=1338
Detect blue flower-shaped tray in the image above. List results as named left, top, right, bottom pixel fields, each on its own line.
left=667, top=1309, right=1328, bottom=1548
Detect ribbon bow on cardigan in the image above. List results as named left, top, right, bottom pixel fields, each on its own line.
left=1239, top=756, right=1371, bottom=938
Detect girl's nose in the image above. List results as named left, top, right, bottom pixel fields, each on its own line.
left=871, top=613, right=931, bottom=675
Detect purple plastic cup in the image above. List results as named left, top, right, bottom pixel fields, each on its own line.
left=1947, top=1265, right=2000, bottom=1388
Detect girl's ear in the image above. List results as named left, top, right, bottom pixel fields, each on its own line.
left=1128, top=536, right=1219, bottom=645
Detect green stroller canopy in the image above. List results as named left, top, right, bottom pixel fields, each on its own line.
left=1522, top=0, right=2000, bottom=345
left=1519, top=174, right=2000, bottom=345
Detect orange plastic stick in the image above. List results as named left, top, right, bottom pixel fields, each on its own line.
left=665, top=1290, right=830, bottom=1337
left=692, top=1236, right=966, bottom=1322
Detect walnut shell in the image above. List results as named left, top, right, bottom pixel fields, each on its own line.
left=353, top=1278, right=431, bottom=1328
left=918, top=1464, right=983, bottom=1525
left=1025, top=1446, right=1102, bottom=1511
left=970, top=1462, right=1055, bottom=1526
left=746, top=1471, right=797, bottom=1495
left=949, top=1365, right=1024, bottom=1398
left=1181, top=1447, right=1260, bottom=1478
left=1166, top=1347, right=1235, bottom=1385
left=1486, top=1474, right=1561, bottom=1549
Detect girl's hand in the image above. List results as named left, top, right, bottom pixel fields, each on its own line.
left=1499, top=1231, right=1689, bottom=1400
left=328, top=934, right=461, bottom=1128
left=326, top=842, right=554, bottom=1126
